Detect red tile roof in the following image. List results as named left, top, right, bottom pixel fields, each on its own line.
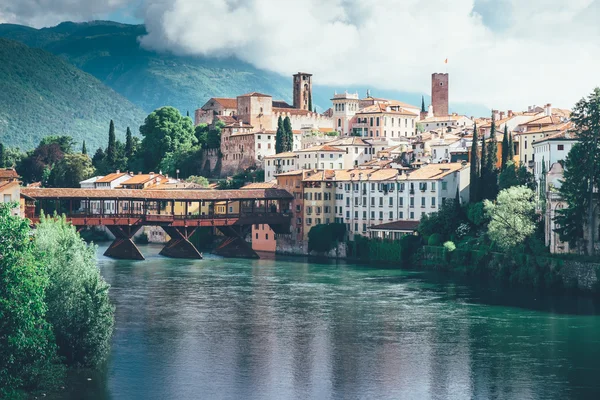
left=211, top=98, right=237, bottom=109
left=0, top=168, right=19, bottom=179
left=21, top=188, right=293, bottom=201
left=95, top=172, right=128, bottom=183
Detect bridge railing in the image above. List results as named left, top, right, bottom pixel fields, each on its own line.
left=54, top=210, right=291, bottom=221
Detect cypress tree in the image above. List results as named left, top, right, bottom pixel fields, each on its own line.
left=283, top=116, right=294, bottom=152
left=539, top=156, right=547, bottom=210
left=106, top=120, right=116, bottom=169
left=508, top=132, right=515, bottom=159
left=275, top=116, right=285, bottom=154
left=82, top=140, right=87, bottom=155
left=186, top=110, right=190, bottom=117
left=0, top=142, right=6, bottom=168
left=469, top=123, right=479, bottom=202
left=421, top=96, right=426, bottom=113
left=501, top=124, right=509, bottom=170
left=125, top=127, right=134, bottom=159
left=308, top=94, right=312, bottom=114
left=479, top=127, right=487, bottom=201
left=482, top=113, right=499, bottom=200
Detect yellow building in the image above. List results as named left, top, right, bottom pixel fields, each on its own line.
left=0, top=169, right=21, bottom=216
left=302, top=170, right=337, bottom=239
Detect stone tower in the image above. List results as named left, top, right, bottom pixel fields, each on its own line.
left=431, top=73, right=449, bottom=117
left=293, top=72, right=313, bottom=110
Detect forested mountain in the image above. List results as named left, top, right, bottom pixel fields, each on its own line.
left=0, top=37, right=144, bottom=150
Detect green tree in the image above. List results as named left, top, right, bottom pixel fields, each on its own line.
left=106, top=120, right=117, bottom=168
left=484, top=185, right=537, bottom=250
left=48, top=153, right=95, bottom=188
left=275, top=116, right=285, bottom=154
left=35, top=215, right=115, bottom=367
left=555, top=143, right=591, bottom=252
left=195, top=123, right=209, bottom=148
left=498, top=160, right=535, bottom=191
left=283, top=116, right=294, bottom=152
left=0, top=141, right=5, bottom=167
left=470, top=123, right=479, bottom=202
left=92, top=147, right=106, bottom=172
left=501, top=124, right=509, bottom=170
left=481, top=113, right=499, bottom=200
left=421, top=95, right=426, bottom=113
left=139, top=107, right=197, bottom=170
left=556, top=88, right=600, bottom=255
left=508, top=132, right=515, bottom=159
left=418, top=198, right=465, bottom=241
left=82, top=140, right=87, bottom=155
left=308, top=223, right=346, bottom=253
left=125, top=127, right=135, bottom=160
left=186, top=175, right=210, bottom=187
left=479, top=127, right=487, bottom=201
left=308, top=94, right=312, bottom=114
left=39, top=136, right=75, bottom=154
left=539, top=157, right=547, bottom=211
left=206, top=120, right=224, bottom=150
left=17, top=143, right=65, bottom=184
left=0, top=203, right=62, bottom=396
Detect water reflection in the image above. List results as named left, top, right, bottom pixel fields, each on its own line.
left=54, top=245, right=600, bottom=399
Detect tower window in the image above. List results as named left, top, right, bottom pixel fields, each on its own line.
left=440, top=82, right=444, bottom=86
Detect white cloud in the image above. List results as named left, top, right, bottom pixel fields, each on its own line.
left=139, top=0, right=600, bottom=111
left=0, top=0, right=131, bottom=27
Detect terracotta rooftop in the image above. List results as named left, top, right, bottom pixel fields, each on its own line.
left=298, top=144, right=345, bottom=153
left=121, top=174, right=165, bottom=185
left=241, top=181, right=278, bottom=189
left=368, top=220, right=419, bottom=232
left=0, top=180, right=19, bottom=190
left=263, top=151, right=298, bottom=159
left=420, top=115, right=470, bottom=123
left=0, top=168, right=19, bottom=180
left=515, top=121, right=572, bottom=136
left=532, top=129, right=578, bottom=144
left=357, top=104, right=418, bottom=116
left=325, top=137, right=371, bottom=146
left=21, top=188, right=293, bottom=201
left=210, top=98, right=237, bottom=109
left=95, top=172, right=127, bottom=183
left=272, top=100, right=294, bottom=109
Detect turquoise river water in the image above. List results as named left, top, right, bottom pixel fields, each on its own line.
left=52, top=244, right=600, bottom=400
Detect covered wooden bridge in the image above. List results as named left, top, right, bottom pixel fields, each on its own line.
left=22, top=187, right=293, bottom=260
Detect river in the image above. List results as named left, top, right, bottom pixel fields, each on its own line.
left=53, top=244, right=600, bottom=400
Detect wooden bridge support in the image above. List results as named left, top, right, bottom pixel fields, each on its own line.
left=104, top=225, right=144, bottom=260
left=214, top=226, right=260, bottom=259
left=160, top=227, right=203, bottom=259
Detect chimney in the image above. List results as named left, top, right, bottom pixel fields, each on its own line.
left=545, top=103, right=552, bottom=116
left=116, top=170, right=120, bottom=174
left=508, top=110, right=513, bottom=118
left=129, top=171, right=134, bottom=176
left=499, top=111, right=505, bottom=120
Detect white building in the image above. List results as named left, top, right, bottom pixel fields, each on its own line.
left=532, top=129, right=577, bottom=184
left=264, top=152, right=299, bottom=181
left=351, top=103, right=419, bottom=139
left=331, top=92, right=360, bottom=135
left=303, top=163, right=470, bottom=239
left=419, top=114, right=473, bottom=132
left=298, top=144, right=348, bottom=170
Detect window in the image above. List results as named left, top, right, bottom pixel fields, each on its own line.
left=379, top=211, right=383, bottom=220
left=363, top=211, right=367, bottom=219
left=389, top=197, right=393, bottom=206
left=431, top=182, right=436, bottom=192
left=379, top=197, right=383, bottom=206
left=558, top=144, right=564, bottom=150
left=362, top=224, right=367, bottom=232
left=410, top=212, right=414, bottom=219
left=431, top=197, right=436, bottom=207
left=371, top=197, right=375, bottom=206
left=410, top=198, right=414, bottom=208
left=376, top=117, right=380, bottom=126
left=355, top=211, right=359, bottom=219
left=265, top=234, right=269, bottom=240
left=442, top=182, right=448, bottom=190
left=256, top=233, right=259, bottom=239
left=399, top=197, right=404, bottom=206
left=421, top=197, right=426, bottom=207
left=371, top=211, right=375, bottom=219
left=399, top=211, right=404, bottom=219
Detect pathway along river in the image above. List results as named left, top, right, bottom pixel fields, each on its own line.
left=53, top=244, right=600, bottom=400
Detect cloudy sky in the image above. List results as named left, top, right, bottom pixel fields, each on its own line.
left=0, top=0, right=598, bottom=110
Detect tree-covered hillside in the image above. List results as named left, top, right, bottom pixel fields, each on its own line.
left=0, top=38, right=144, bottom=150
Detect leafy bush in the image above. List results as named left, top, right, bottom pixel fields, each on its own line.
left=428, top=233, right=442, bottom=246
left=443, top=241, right=456, bottom=252
left=0, top=203, right=63, bottom=397
left=35, top=214, right=115, bottom=368
left=308, top=223, right=346, bottom=253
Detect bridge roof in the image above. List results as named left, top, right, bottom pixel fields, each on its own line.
left=21, top=188, right=293, bottom=201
